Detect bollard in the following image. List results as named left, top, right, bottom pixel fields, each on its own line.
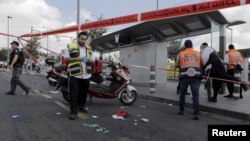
left=150, top=65, right=156, bottom=95
left=233, top=69, right=241, bottom=98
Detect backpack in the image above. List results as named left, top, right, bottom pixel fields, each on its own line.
left=17, top=48, right=25, bottom=65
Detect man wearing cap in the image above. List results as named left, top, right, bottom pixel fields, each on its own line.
left=175, top=40, right=202, bottom=120
left=6, top=41, right=31, bottom=95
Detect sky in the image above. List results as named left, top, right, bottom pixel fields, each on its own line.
left=0, top=0, right=250, bottom=55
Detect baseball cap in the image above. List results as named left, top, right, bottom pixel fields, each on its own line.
left=10, top=41, right=19, bottom=46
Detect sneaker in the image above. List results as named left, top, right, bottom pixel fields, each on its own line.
left=208, top=98, right=217, bottom=103
left=177, top=111, right=184, bottom=115
left=240, top=95, right=243, bottom=99
left=69, top=114, right=77, bottom=120
left=6, top=91, right=15, bottom=95
left=186, top=92, right=190, bottom=95
left=79, top=106, right=88, bottom=113
left=26, top=87, right=31, bottom=95
left=192, top=115, right=199, bottom=120
left=241, top=84, right=248, bottom=92
left=176, top=89, right=179, bottom=95
left=224, top=94, right=233, bottom=98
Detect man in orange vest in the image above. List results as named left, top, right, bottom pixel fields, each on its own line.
left=175, top=40, right=202, bottom=120
left=224, top=44, right=243, bottom=98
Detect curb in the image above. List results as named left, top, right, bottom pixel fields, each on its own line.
left=138, top=94, right=250, bottom=121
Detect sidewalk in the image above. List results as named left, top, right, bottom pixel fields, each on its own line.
left=134, top=80, right=250, bottom=120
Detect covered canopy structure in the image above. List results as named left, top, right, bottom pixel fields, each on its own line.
left=90, top=10, right=247, bottom=86
left=91, top=11, right=244, bottom=53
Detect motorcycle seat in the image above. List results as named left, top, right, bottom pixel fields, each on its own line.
left=90, top=84, right=113, bottom=93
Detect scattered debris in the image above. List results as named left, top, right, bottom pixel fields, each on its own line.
left=56, top=112, right=61, bottom=115
left=140, top=105, right=147, bottom=108
left=11, top=115, right=20, bottom=119
left=112, top=115, right=126, bottom=120
left=134, top=123, right=138, bottom=126
left=92, top=115, right=98, bottom=119
left=82, top=123, right=109, bottom=134
left=112, top=110, right=129, bottom=120
left=120, top=106, right=125, bottom=109
left=137, top=115, right=142, bottom=117
left=168, top=104, right=173, bottom=106
left=141, top=118, right=149, bottom=123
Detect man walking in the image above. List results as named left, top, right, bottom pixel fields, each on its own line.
left=6, top=41, right=31, bottom=95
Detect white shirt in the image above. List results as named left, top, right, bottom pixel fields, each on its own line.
left=63, top=46, right=91, bottom=79
left=201, top=47, right=214, bottom=71
left=224, top=54, right=229, bottom=63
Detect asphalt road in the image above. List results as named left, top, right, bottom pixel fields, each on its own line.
left=0, top=71, right=249, bottom=141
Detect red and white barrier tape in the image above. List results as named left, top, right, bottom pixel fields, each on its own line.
left=129, top=64, right=250, bottom=85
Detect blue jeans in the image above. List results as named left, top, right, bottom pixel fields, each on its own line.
left=179, top=78, right=200, bottom=115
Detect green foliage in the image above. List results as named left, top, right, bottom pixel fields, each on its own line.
left=87, top=15, right=107, bottom=40
left=167, top=40, right=182, bottom=60
left=0, top=48, right=8, bottom=61
left=26, top=37, right=41, bottom=59
left=87, top=28, right=107, bottom=40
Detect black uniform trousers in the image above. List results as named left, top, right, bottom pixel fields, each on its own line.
left=209, top=59, right=236, bottom=100
left=69, top=76, right=90, bottom=114
left=227, top=69, right=243, bottom=96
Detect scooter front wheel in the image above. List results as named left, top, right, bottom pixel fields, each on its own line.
left=119, top=90, right=137, bottom=106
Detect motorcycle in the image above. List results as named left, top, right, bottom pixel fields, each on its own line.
left=45, top=58, right=65, bottom=86
left=60, top=59, right=137, bottom=106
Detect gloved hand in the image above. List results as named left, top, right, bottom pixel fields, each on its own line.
left=82, top=57, right=89, bottom=63
left=234, top=63, right=243, bottom=71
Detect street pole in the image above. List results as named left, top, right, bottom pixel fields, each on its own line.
left=46, top=35, right=49, bottom=57
left=77, top=0, right=80, bottom=37
left=157, top=0, right=159, bottom=10
left=7, top=16, right=12, bottom=63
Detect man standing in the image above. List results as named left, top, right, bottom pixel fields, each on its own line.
left=6, top=41, right=31, bottom=95
left=200, top=43, right=248, bottom=103
left=176, top=40, right=202, bottom=120
left=224, top=44, right=243, bottom=98
left=64, top=31, right=92, bottom=120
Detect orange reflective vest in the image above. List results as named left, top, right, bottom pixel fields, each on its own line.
left=179, top=48, right=201, bottom=78
left=227, top=49, right=242, bottom=70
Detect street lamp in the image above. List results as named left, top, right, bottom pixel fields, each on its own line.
left=156, top=0, right=159, bottom=10
left=42, top=27, right=51, bottom=57
left=7, top=16, right=12, bottom=63
left=227, top=27, right=233, bottom=44
left=77, top=0, right=80, bottom=36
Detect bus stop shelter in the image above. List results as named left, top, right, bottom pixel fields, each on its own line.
left=91, top=10, right=247, bottom=86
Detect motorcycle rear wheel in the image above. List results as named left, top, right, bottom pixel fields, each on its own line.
left=119, top=90, right=137, bottom=106
left=62, top=91, right=70, bottom=102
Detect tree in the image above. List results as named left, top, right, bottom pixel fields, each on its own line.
left=167, top=39, right=182, bottom=61
left=86, top=15, right=107, bottom=40
left=0, top=48, right=8, bottom=61
left=25, top=37, right=41, bottom=59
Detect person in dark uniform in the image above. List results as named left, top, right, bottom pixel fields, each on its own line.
left=6, top=41, right=31, bottom=95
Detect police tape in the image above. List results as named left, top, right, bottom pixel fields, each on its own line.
left=20, top=0, right=250, bottom=37
left=0, top=32, right=57, bottom=54
left=129, top=64, right=250, bottom=85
